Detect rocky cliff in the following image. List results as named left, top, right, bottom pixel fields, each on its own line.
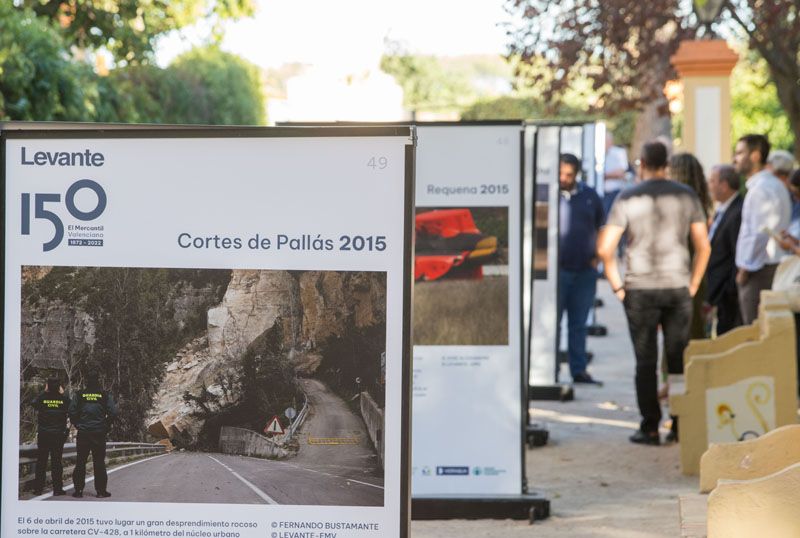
left=148, top=270, right=386, bottom=446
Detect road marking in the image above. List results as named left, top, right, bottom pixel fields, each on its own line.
left=32, top=453, right=170, bottom=501
left=307, top=436, right=360, bottom=445
left=236, top=454, right=384, bottom=490
left=207, top=455, right=278, bottom=504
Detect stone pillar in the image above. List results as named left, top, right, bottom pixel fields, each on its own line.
left=671, top=40, right=739, bottom=171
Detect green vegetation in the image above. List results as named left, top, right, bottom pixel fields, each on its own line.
left=0, top=3, right=95, bottom=121
left=0, top=6, right=265, bottom=124
left=381, top=53, right=475, bottom=113
left=731, top=54, right=794, bottom=152
left=16, top=0, right=255, bottom=65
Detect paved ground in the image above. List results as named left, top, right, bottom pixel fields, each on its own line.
left=411, top=280, right=697, bottom=537
left=40, top=378, right=383, bottom=506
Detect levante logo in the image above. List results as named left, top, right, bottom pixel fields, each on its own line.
left=21, top=179, right=107, bottom=252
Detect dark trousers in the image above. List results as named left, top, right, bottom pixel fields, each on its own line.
left=716, top=289, right=743, bottom=335
left=624, top=288, right=692, bottom=433
left=558, top=268, right=597, bottom=377
left=737, top=264, right=778, bottom=325
left=73, top=431, right=108, bottom=493
left=34, top=432, right=65, bottom=492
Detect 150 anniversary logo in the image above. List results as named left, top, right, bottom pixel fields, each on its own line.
left=21, top=178, right=107, bottom=252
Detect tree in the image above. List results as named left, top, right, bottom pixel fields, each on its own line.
left=16, top=0, right=256, bottom=65
left=506, top=1, right=799, bottom=156
left=165, top=46, right=266, bottom=125
left=0, top=3, right=97, bottom=121
left=506, top=0, right=694, bottom=150
left=731, top=52, right=794, bottom=152
left=381, top=51, right=475, bottom=114
left=724, top=0, right=800, bottom=157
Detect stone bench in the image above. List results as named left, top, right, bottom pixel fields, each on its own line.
left=670, top=293, right=798, bottom=475
left=699, top=424, right=800, bottom=493
left=682, top=291, right=789, bottom=367
left=707, top=461, right=800, bottom=538
left=678, top=424, right=800, bottom=536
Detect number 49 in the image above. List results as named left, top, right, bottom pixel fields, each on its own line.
left=367, top=156, right=388, bottom=170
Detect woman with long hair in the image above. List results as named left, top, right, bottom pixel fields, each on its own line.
left=669, top=152, right=712, bottom=342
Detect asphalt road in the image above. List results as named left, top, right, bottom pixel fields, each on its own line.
left=294, top=378, right=383, bottom=479
left=39, top=379, right=383, bottom=505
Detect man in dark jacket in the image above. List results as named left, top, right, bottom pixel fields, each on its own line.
left=32, top=378, right=70, bottom=495
left=69, top=373, right=118, bottom=498
left=559, top=153, right=605, bottom=384
left=706, top=165, right=744, bottom=334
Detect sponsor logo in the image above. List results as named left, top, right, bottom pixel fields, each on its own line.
left=436, top=466, right=469, bottom=476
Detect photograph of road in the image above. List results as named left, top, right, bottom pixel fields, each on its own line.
left=413, top=207, right=509, bottom=345
left=19, top=266, right=386, bottom=506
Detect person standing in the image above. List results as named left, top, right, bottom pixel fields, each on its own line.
left=32, top=378, right=70, bottom=496
left=558, top=153, right=604, bottom=384
left=734, top=134, right=792, bottom=325
left=69, top=373, right=117, bottom=498
left=669, top=152, right=713, bottom=340
left=706, top=165, right=744, bottom=335
left=597, top=141, right=710, bottom=445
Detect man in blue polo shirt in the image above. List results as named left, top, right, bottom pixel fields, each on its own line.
left=559, top=153, right=604, bottom=384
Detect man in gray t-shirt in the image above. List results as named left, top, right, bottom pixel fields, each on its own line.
left=597, top=141, right=710, bottom=446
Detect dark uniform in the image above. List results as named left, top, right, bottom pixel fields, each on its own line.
left=32, top=382, right=70, bottom=495
left=69, top=379, right=117, bottom=497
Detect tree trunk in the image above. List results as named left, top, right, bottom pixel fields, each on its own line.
left=769, top=67, right=800, bottom=160
left=631, top=96, right=672, bottom=163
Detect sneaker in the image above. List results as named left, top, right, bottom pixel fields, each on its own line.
left=573, top=372, right=603, bottom=385
left=52, top=490, right=67, bottom=496
left=32, top=489, right=43, bottom=496
left=72, top=490, right=83, bottom=498
left=629, top=430, right=660, bottom=446
left=96, top=491, right=111, bottom=498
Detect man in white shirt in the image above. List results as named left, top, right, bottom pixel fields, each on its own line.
left=734, top=134, right=792, bottom=324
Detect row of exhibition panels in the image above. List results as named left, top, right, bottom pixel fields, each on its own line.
left=1, top=120, right=608, bottom=534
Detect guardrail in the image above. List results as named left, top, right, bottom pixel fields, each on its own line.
left=19, top=441, right=166, bottom=492
left=284, top=397, right=309, bottom=440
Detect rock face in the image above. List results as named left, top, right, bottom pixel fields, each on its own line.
left=208, top=271, right=299, bottom=358
left=21, top=301, right=95, bottom=381
left=148, top=270, right=386, bottom=445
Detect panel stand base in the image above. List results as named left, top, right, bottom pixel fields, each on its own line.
left=528, top=384, right=574, bottom=401
left=412, top=494, right=551, bottom=523
left=526, top=423, right=549, bottom=447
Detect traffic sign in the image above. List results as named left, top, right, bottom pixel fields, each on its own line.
left=264, top=415, right=285, bottom=436
left=285, top=407, right=297, bottom=420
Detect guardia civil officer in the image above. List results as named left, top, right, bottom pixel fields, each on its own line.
left=69, top=373, right=117, bottom=498
left=32, top=378, right=70, bottom=496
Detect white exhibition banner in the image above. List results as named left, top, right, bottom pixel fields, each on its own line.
left=2, top=128, right=413, bottom=538
left=529, top=125, right=560, bottom=387
left=526, top=123, right=607, bottom=384
left=412, top=124, right=523, bottom=496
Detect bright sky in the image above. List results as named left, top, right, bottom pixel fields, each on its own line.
left=157, top=0, right=512, bottom=71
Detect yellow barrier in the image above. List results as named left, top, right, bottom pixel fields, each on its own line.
left=707, top=461, right=800, bottom=538
left=670, top=292, right=798, bottom=475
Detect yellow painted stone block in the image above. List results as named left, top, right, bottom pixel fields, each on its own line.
left=707, top=461, right=800, bottom=538
left=699, top=424, right=800, bottom=493
left=683, top=292, right=789, bottom=367
left=670, top=294, right=798, bottom=475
